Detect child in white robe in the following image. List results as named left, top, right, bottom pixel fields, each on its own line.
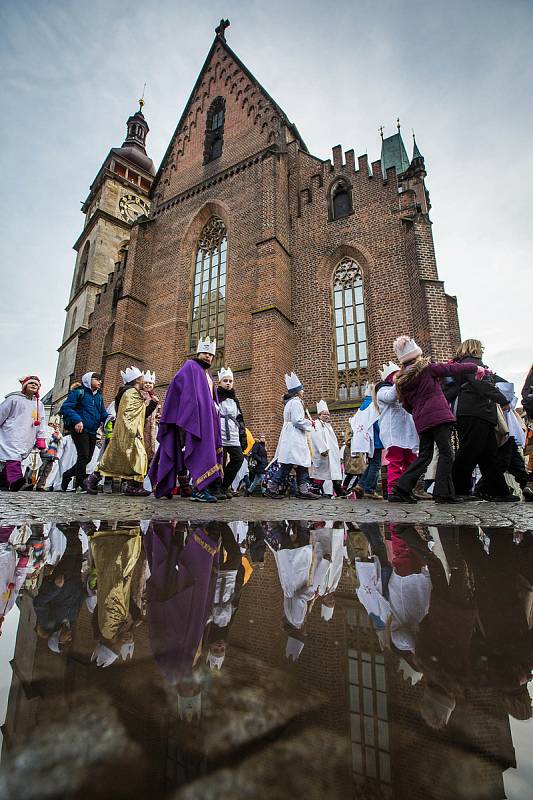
left=268, top=372, right=318, bottom=499
left=310, top=400, right=348, bottom=497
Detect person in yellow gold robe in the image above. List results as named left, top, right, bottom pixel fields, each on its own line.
left=90, top=524, right=145, bottom=667
left=86, top=367, right=157, bottom=496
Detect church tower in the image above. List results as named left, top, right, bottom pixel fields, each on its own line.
left=51, top=101, right=155, bottom=409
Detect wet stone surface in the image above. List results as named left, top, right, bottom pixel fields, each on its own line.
left=0, top=518, right=532, bottom=799
left=1, top=492, right=533, bottom=528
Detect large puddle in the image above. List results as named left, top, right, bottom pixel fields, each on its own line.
left=0, top=520, right=531, bottom=799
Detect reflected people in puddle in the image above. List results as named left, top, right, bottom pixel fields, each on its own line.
left=0, top=519, right=531, bottom=800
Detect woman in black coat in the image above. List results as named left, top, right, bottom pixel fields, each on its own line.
left=444, top=339, right=516, bottom=501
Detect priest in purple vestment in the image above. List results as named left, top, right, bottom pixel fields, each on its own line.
left=149, top=336, right=226, bottom=501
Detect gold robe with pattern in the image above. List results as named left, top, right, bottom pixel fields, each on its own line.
left=91, top=526, right=142, bottom=643
left=99, top=388, right=148, bottom=482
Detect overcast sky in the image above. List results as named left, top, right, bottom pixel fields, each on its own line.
left=1, top=0, right=532, bottom=401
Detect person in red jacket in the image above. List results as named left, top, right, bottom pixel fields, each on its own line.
left=388, top=336, right=486, bottom=504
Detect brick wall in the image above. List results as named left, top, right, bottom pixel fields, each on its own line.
left=70, top=37, right=460, bottom=448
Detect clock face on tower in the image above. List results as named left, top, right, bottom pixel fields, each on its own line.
left=119, top=194, right=149, bottom=222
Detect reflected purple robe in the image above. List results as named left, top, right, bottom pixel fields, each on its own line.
left=149, top=359, right=223, bottom=498
left=145, top=523, right=219, bottom=684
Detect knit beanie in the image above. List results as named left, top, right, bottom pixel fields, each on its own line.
left=393, top=336, right=423, bottom=365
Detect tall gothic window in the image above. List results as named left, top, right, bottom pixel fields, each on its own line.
left=333, top=257, right=368, bottom=401
left=75, top=241, right=90, bottom=290
left=190, top=217, right=227, bottom=364
left=204, top=97, right=226, bottom=164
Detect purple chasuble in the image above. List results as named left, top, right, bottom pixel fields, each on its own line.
left=145, top=523, right=219, bottom=684
left=149, top=359, right=223, bottom=498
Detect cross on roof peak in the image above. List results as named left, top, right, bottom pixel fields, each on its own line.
left=215, top=18, right=230, bottom=40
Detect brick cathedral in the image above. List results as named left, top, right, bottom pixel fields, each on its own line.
left=52, top=20, right=461, bottom=444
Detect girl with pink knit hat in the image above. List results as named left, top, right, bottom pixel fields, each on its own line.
left=388, top=337, right=487, bottom=504
left=0, top=376, right=47, bottom=491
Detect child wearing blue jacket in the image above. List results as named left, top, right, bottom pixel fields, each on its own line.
left=60, top=372, right=108, bottom=491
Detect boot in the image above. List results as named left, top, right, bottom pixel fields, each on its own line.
left=85, top=472, right=100, bottom=496
left=297, top=483, right=321, bottom=499
left=178, top=474, right=193, bottom=498
left=122, top=480, right=150, bottom=497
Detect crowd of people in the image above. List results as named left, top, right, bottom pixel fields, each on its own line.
left=1, top=335, right=532, bottom=504
left=1, top=518, right=531, bottom=728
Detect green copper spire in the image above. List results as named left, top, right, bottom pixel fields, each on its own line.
left=381, top=121, right=410, bottom=176
left=412, top=132, right=424, bottom=162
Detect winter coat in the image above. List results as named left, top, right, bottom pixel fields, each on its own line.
left=442, top=355, right=507, bottom=425
left=376, top=383, right=419, bottom=453
left=395, top=360, right=478, bottom=434
left=60, top=386, right=108, bottom=434
left=521, top=367, right=533, bottom=417
left=0, top=393, right=47, bottom=462
left=274, top=395, right=312, bottom=468
left=217, top=388, right=247, bottom=449
left=250, top=441, right=268, bottom=474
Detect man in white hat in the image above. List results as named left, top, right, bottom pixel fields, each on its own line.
left=310, top=400, right=347, bottom=497
left=267, top=373, right=319, bottom=499
left=149, top=338, right=226, bottom=501
left=86, top=367, right=156, bottom=496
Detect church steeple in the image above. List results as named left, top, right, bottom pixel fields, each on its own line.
left=112, top=99, right=155, bottom=176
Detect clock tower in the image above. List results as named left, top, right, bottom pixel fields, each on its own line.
left=51, top=102, right=154, bottom=409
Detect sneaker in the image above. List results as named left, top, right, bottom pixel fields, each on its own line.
left=363, top=491, right=382, bottom=500
left=189, top=488, right=217, bottom=503
left=296, top=484, right=321, bottom=499
left=353, top=485, right=365, bottom=499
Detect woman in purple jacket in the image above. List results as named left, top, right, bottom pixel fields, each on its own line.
left=388, top=336, right=486, bottom=504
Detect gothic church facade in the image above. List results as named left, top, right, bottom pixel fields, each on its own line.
left=52, top=22, right=460, bottom=444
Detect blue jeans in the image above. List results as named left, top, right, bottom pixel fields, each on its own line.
left=358, top=449, right=383, bottom=493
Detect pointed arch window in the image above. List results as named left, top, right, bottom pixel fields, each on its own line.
left=75, top=241, right=90, bottom=290
left=333, top=257, right=367, bottom=400
left=190, top=217, right=227, bottom=364
left=204, top=97, right=226, bottom=164
left=330, top=180, right=353, bottom=220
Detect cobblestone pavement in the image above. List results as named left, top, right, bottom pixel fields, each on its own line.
left=1, top=491, right=533, bottom=528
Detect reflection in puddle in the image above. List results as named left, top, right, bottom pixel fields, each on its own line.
left=0, top=520, right=532, bottom=799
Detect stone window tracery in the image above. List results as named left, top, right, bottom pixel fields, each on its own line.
left=190, top=217, right=227, bottom=364
left=333, top=257, right=368, bottom=400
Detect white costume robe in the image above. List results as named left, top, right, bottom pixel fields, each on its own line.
left=312, top=527, right=345, bottom=597
left=376, top=384, right=419, bottom=453
left=268, top=540, right=316, bottom=629
left=310, top=420, right=343, bottom=481
left=349, top=403, right=380, bottom=458
left=0, top=393, right=47, bottom=463
left=274, top=396, right=312, bottom=468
